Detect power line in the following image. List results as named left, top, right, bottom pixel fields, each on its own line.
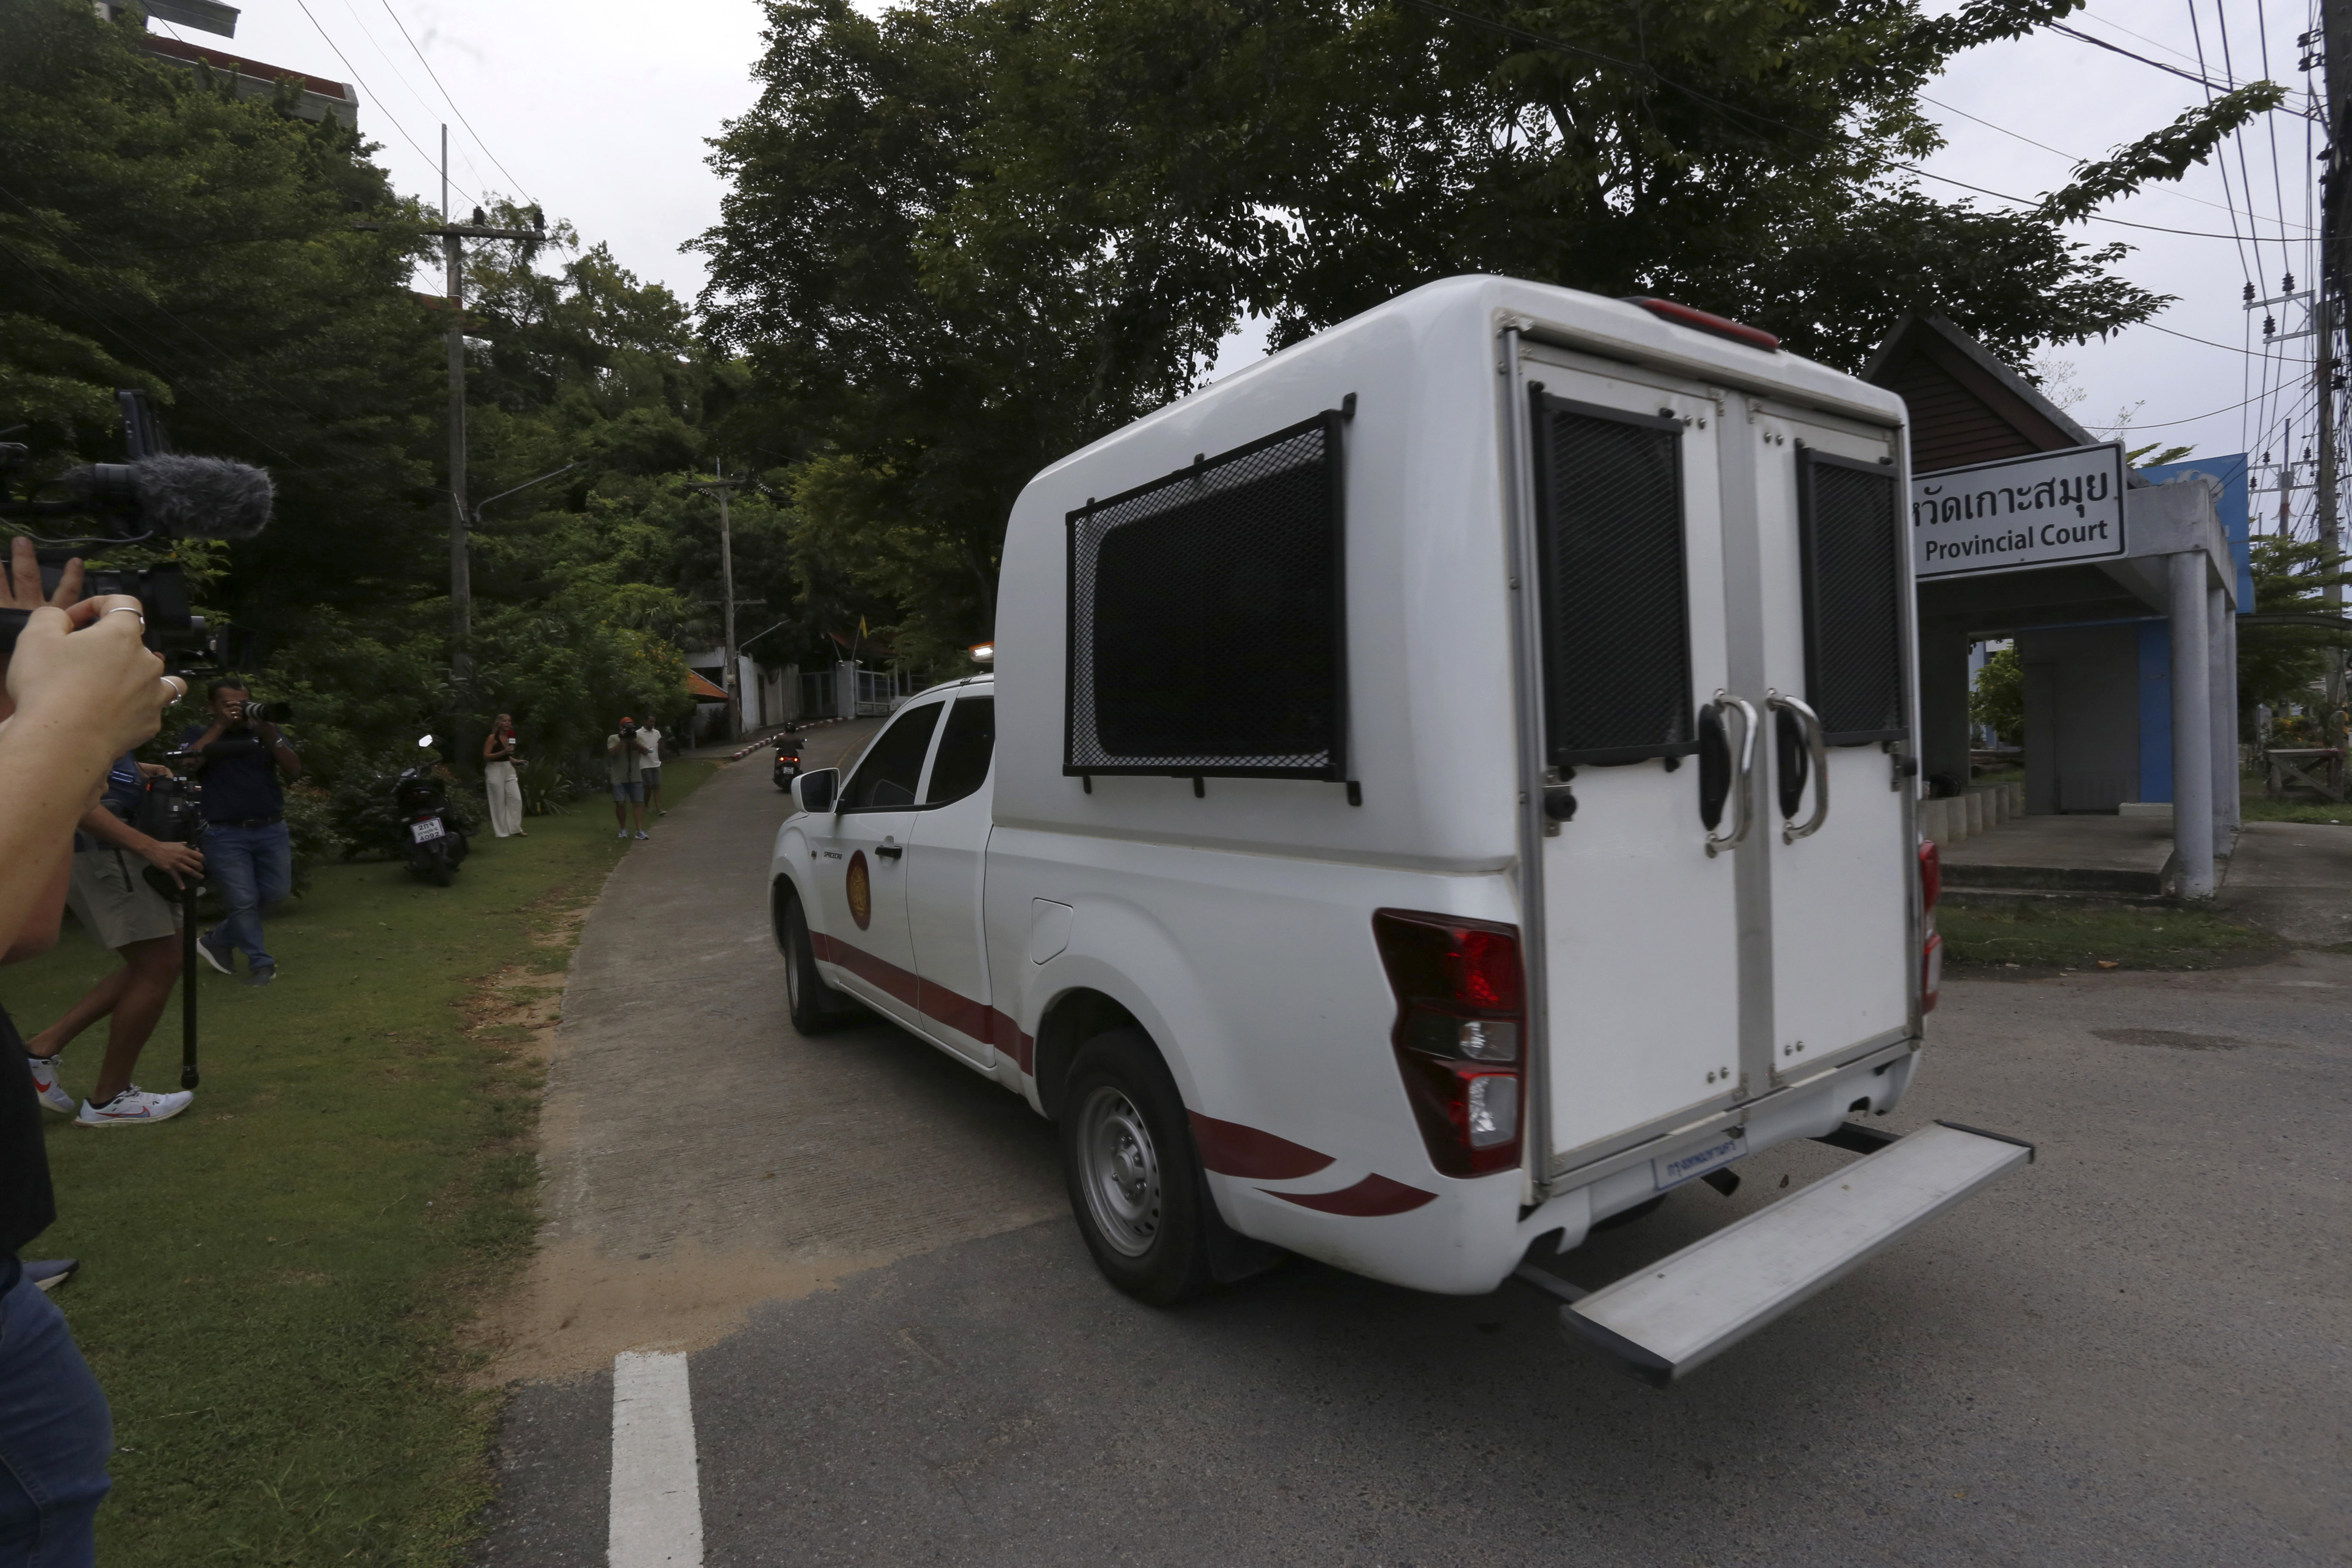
left=287, top=0, right=482, bottom=212
left=2049, top=21, right=2244, bottom=93
left=374, top=0, right=537, bottom=205
left=1917, top=90, right=2312, bottom=231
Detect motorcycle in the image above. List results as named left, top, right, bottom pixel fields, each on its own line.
left=773, top=728, right=804, bottom=793
left=396, top=735, right=470, bottom=886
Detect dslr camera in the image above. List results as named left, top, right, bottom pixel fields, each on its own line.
left=232, top=699, right=294, bottom=726
left=619, top=720, right=639, bottom=738
left=0, top=389, right=273, bottom=661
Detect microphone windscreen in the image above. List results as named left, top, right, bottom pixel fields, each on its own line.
left=130, top=454, right=274, bottom=541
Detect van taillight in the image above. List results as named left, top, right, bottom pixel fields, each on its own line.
left=1371, top=910, right=1526, bottom=1177
left=1918, top=839, right=1941, bottom=913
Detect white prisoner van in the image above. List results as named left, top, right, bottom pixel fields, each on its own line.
left=769, top=275, right=2032, bottom=1384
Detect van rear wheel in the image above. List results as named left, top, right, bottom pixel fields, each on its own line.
left=1060, top=1028, right=1214, bottom=1306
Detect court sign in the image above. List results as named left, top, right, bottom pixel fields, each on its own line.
left=1911, top=442, right=2128, bottom=579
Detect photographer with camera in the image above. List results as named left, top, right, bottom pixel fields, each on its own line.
left=179, top=679, right=300, bottom=987
left=22, top=750, right=202, bottom=1127
left=0, top=536, right=189, bottom=1564
left=606, top=714, right=651, bottom=841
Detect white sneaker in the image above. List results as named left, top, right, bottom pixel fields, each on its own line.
left=76, top=1086, right=194, bottom=1128
left=25, top=1055, right=74, bottom=1115
left=617, top=829, right=628, bottom=839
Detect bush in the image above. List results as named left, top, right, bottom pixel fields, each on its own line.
left=279, top=782, right=349, bottom=893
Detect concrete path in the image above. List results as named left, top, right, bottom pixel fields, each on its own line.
left=1938, top=813, right=2176, bottom=893
left=2219, top=822, right=2352, bottom=947
left=474, top=759, right=2352, bottom=1567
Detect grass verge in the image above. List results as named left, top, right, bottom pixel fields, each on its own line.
left=1940, top=900, right=2278, bottom=973
left=6, top=762, right=712, bottom=1567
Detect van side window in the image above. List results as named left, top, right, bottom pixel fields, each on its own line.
left=840, top=702, right=943, bottom=811
left=1528, top=393, right=1695, bottom=766
left=1065, top=410, right=1347, bottom=781
left=1796, top=451, right=1907, bottom=744
left=925, top=697, right=995, bottom=805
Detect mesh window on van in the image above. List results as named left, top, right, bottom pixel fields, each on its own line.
left=1527, top=392, right=1697, bottom=767
left=840, top=702, right=943, bottom=811
left=1796, top=450, right=1908, bottom=744
left=1065, top=410, right=1347, bottom=780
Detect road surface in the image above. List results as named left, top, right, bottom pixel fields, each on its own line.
left=474, top=742, right=2352, bottom=1566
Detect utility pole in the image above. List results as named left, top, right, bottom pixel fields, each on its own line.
left=421, top=125, right=541, bottom=680
left=686, top=463, right=760, bottom=738
left=2323, top=0, right=2351, bottom=716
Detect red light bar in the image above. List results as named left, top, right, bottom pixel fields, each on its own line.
left=1622, top=297, right=1781, bottom=352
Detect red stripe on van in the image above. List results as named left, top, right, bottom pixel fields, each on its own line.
left=1265, top=1174, right=1436, bottom=1216
left=809, top=931, right=1034, bottom=1073
left=1189, top=1113, right=1334, bottom=1179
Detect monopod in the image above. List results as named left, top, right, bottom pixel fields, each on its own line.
left=179, top=881, right=199, bottom=1089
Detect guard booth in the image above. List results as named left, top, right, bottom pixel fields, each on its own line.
left=1866, top=315, right=2251, bottom=895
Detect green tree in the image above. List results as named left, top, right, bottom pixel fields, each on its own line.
left=699, top=0, right=2279, bottom=650
left=2239, top=536, right=2351, bottom=732
left=1971, top=645, right=2023, bottom=746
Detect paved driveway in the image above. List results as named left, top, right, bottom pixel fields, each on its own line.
left=474, top=751, right=2352, bottom=1566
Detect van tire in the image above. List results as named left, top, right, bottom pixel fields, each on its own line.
left=780, top=886, right=861, bottom=1034
left=1060, top=1028, right=1215, bottom=1306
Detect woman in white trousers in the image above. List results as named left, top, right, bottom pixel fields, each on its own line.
left=483, top=713, right=525, bottom=838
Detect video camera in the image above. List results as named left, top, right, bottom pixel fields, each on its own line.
left=132, top=757, right=208, bottom=901
left=0, top=389, right=274, bottom=662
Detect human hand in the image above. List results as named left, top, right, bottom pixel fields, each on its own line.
left=0, top=535, right=82, bottom=615
left=137, top=760, right=174, bottom=779
left=5, top=596, right=174, bottom=759
left=141, top=839, right=203, bottom=888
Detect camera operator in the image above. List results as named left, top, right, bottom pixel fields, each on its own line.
left=22, top=751, right=203, bottom=1127
left=180, top=678, right=300, bottom=987
left=0, top=535, right=187, bottom=1564
left=606, top=714, right=650, bottom=841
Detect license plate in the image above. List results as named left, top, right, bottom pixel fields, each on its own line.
left=1653, top=1127, right=1748, bottom=1191
left=409, top=818, right=445, bottom=843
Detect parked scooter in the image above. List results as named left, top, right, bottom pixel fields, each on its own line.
left=773, top=726, right=804, bottom=793
left=396, top=735, right=470, bottom=886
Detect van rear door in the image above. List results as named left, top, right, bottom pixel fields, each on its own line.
left=1508, top=341, right=1915, bottom=1186
left=1512, top=352, right=1746, bottom=1167
left=1749, top=403, right=1915, bottom=1087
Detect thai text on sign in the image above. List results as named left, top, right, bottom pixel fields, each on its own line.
left=1910, top=443, right=2128, bottom=579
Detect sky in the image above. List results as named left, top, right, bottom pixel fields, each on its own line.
left=169, top=1, right=2328, bottom=528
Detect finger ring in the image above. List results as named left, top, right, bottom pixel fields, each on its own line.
left=160, top=676, right=187, bottom=699
left=105, top=606, right=146, bottom=624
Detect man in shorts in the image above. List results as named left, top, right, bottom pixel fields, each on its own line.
left=607, top=717, right=651, bottom=841
left=24, top=753, right=201, bottom=1127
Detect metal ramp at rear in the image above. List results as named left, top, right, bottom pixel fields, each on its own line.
left=1521, top=1122, right=2033, bottom=1387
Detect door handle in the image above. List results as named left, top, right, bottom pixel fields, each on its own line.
left=1702, top=691, right=1759, bottom=858
left=874, top=842, right=904, bottom=861
left=1766, top=691, right=1830, bottom=844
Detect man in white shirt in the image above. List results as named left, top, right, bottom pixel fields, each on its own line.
left=606, top=718, right=651, bottom=841
left=637, top=723, right=666, bottom=817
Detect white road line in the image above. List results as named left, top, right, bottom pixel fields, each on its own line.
left=609, top=1351, right=704, bottom=1568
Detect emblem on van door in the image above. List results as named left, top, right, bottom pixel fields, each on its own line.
left=846, top=851, right=872, bottom=930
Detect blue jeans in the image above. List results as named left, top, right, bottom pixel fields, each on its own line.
left=201, top=820, right=291, bottom=971
left=0, top=1269, right=111, bottom=1566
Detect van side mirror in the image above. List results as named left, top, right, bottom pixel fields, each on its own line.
left=793, top=767, right=838, bottom=814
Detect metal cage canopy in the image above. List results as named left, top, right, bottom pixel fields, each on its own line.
left=1064, top=410, right=1349, bottom=780
left=1795, top=448, right=1909, bottom=745
left=1527, top=389, right=1698, bottom=768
